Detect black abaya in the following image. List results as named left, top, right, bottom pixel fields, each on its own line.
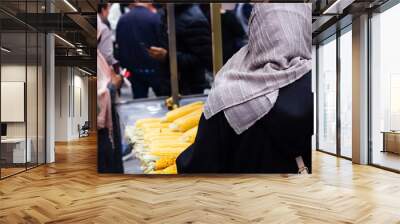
left=176, top=72, right=313, bottom=173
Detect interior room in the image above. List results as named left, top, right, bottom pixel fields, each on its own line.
left=0, top=0, right=400, bottom=223
left=0, top=0, right=96, bottom=179
left=0, top=1, right=46, bottom=178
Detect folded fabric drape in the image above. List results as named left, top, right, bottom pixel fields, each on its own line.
left=203, top=3, right=312, bottom=134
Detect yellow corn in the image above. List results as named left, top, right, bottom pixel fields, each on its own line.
left=180, top=126, right=198, bottom=143
left=162, top=101, right=203, bottom=122
left=141, top=122, right=171, bottom=129
left=161, top=164, right=177, bottom=174
left=148, top=142, right=191, bottom=150
left=144, top=140, right=187, bottom=150
left=135, top=118, right=162, bottom=128
left=155, top=156, right=176, bottom=170
left=144, top=135, right=183, bottom=145
left=150, top=164, right=177, bottom=174
left=170, top=110, right=202, bottom=132
left=142, top=128, right=176, bottom=136
left=149, top=146, right=189, bottom=157
left=143, top=134, right=182, bottom=142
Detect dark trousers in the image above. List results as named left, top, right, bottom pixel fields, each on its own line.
left=129, top=74, right=161, bottom=99
left=97, top=104, right=124, bottom=173
left=176, top=72, right=313, bottom=173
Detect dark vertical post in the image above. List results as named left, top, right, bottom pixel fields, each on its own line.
left=25, top=0, right=28, bottom=171
left=336, top=28, right=341, bottom=157
left=166, top=4, right=179, bottom=106
left=316, top=45, right=320, bottom=151
left=210, top=3, right=223, bottom=76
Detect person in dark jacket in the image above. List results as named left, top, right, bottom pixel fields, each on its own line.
left=116, top=3, right=164, bottom=99
left=234, top=3, right=253, bottom=35
left=148, top=4, right=212, bottom=95
left=200, top=4, right=247, bottom=64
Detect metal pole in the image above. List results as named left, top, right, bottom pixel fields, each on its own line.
left=336, top=28, right=341, bottom=157
left=166, top=4, right=179, bottom=106
left=316, top=45, right=320, bottom=151
left=210, top=3, right=223, bottom=76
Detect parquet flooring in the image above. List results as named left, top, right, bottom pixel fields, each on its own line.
left=1, top=167, right=26, bottom=178
left=1, top=135, right=400, bottom=223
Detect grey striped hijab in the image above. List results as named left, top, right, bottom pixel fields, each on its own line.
left=203, top=3, right=312, bottom=134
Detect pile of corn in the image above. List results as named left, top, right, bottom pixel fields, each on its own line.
left=125, top=101, right=203, bottom=174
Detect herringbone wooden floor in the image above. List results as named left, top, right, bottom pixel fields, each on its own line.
left=1, top=135, right=400, bottom=224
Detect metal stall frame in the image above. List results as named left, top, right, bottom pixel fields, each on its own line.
left=210, top=3, right=223, bottom=76
left=166, top=4, right=179, bottom=106
left=166, top=3, right=223, bottom=107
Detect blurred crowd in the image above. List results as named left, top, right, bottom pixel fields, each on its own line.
left=99, top=3, right=252, bottom=99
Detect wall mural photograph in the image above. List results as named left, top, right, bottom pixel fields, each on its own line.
left=97, top=2, right=313, bottom=174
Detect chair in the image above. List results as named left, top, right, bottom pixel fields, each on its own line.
left=78, top=121, right=90, bottom=138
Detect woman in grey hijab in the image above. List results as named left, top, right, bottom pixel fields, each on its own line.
left=176, top=3, right=313, bottom=173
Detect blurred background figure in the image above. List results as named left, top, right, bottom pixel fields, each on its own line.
left=200, top=3, right=249, bottom=64
left=98, top=3, right=120, bottom=74
left=234, top=3, right=253, bottom=36
left=108, top=3, right=130, bottom=32
left=97, top=15, right=124, bottom=173
left=106, top=3, right=250, bottom=100
left=148, top=4, right=212, bottom=95
left=116, top=3, right=164, bottom=99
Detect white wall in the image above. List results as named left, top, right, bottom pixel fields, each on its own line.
left=54, top=66, right=89, bottom=141
left=55, top=66, right=69, bottom=141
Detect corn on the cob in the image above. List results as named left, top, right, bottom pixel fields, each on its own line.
left=150, top=164, right=177, bottom=174
left=162, top=102, right=203, bottom=122
left=148, top=141, right=191, bottom=149
left=135, top=118, right=162, bottom=128
left=143, top=135, right=183, bottom=145
left=144, top=131, right=183, bottom=137
left=141, top=128, right=177, bottom=136
left=149, top=146, right=188, bottom=157
left=170, top=110, right=202, bottom=132
left=154, top=156, right=176, bottom=170
left=130, top=101, right=205, bottom=174
left=162, top=164, right=177, bottom=174
left=141, top=122, right=171, bottom=129
left=180, top=126, right=198, bottom=143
